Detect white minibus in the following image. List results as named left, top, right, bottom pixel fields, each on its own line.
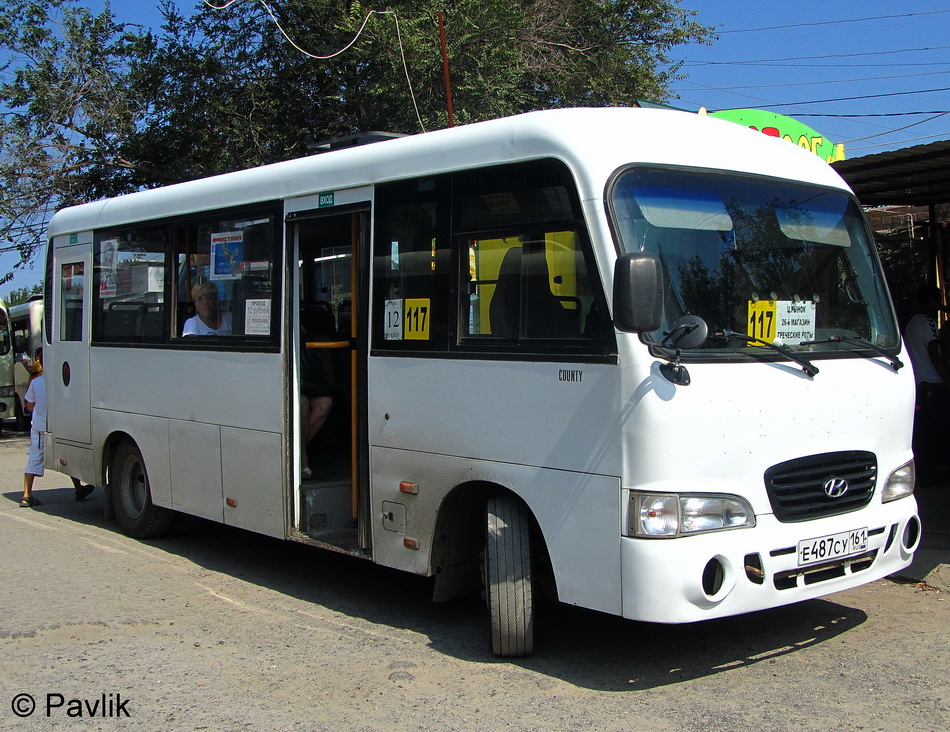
left=10, top=295, right=44, bottom=429
left=0, top=298, right=13, bottom=429
left=43, top=107, right=920, bottom=656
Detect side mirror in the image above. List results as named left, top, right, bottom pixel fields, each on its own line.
left=613, top=253, right=663, bottom=333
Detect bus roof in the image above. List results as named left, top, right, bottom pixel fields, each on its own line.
left=48, top=107, right=850, bottom=237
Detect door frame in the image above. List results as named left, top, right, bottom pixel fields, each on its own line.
left=48, top=234, right=93, bottom=447
left=288, top=203, right=371, bottom=550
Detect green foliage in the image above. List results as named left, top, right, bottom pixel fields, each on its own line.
left=0, top=0, right=714, bottom=281
left=0, top=0, right=159, bottom=284
left=1, top=282, right=43, bottom=306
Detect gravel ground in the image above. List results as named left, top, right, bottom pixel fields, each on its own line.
left=1, top=429, right=947, bottom=731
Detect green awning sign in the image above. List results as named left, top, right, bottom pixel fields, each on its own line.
left=708, top=109, right=845, bottom=163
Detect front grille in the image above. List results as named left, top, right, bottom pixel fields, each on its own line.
left=764, top=451, right=876, bottom=522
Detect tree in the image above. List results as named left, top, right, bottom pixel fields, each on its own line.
left=1, top=282, right=43, bottom=306
left=134, top=0, right=712, bottom=164
left=0, top=0, right=164, bottom=285
left=0, top=0, right=713, bottom=280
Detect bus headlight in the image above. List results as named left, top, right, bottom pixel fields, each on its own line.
left=628, top=492, right=755, bottom=538
left=882, top=460, right=915, bottom=503
left=0, top=385, right=13, bottom=397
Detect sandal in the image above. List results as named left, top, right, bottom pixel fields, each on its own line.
left=19, top=496, right=42, bottom=507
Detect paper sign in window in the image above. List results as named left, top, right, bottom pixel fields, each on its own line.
left=245, top=299, right=270, bottom=335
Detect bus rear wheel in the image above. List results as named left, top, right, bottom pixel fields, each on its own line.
left=485, top=494, right=535, bottom=657
left=110, top=441, right=173, bottom=539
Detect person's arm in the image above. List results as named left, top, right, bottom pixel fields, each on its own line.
left=24, top=382, right=35, bottom=412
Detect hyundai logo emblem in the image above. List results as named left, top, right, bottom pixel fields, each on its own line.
left=823, top=478, right=849, bottom=498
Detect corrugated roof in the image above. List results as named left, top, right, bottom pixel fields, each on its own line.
left=832, top=139, right=950, bottom=206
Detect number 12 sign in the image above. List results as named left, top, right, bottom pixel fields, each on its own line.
left=384, top=299, right=431, bottom=341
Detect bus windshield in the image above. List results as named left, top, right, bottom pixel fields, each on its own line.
left=609, top=167, right=900, bottom=355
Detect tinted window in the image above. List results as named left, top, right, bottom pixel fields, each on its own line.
left=175, top=214, right=279, bottom=341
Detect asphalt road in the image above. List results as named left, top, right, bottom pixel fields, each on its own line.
left=1, top=428, right=948, bottom=731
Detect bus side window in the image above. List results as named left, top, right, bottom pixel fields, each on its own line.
left=173, top=213, right=279, bottom=342
left=372, top=179, right=449, bottom=352
left=61, top=263, right=85, bottom=342
left=467, top=231, right=591, bottom=342
left=93, top=228, right=165, bottom=344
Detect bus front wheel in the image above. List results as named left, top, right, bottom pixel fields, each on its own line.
left=110, top=441, right=173, bottom=539
left=485, top=494, right=535, bottom=657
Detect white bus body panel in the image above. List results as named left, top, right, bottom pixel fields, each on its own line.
left=616, top=341, right=917, bottom=621
left=371, top=445, right=623, bottom=614
left=88, top=348, right=286, bottom=538
left=368, top=356, right=624, bottom=613
left=48, top=109, right=849, bottom=244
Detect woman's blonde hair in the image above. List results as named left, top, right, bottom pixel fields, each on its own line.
left=191, top=281, right=219, bottom=301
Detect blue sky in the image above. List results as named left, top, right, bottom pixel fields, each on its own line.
left=672, top=1, right=950, bottom=157
left=94, top=0, right=950, bottom=158
left=4, top=0, right=950, bottom=292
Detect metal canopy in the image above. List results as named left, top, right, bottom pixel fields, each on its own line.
left=831, top=139, right=950, bottom=207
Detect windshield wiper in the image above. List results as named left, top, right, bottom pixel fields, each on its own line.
left=714, top=329, right=819, bottom=377
left=799, top=335, right=903, bottom=372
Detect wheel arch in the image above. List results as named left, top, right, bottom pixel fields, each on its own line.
left=100, top=430, right=135, bottom=486
left=430, top=480, right=554, bottom=603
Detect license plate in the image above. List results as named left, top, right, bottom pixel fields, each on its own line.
left=798, top=527, right=868, bottom=566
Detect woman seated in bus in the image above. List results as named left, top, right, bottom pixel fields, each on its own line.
left=182, top=281, right=232, bottom=336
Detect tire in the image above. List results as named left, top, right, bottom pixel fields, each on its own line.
left=109, top=441, right=173, bottom=539
left=485, top=494, right=534, bottom=657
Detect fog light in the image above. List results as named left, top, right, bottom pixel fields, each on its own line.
left=702, top=557, right=725, bottom=596
left=902, top=516, right=921, bottom=551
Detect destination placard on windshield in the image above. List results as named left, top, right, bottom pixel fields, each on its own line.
left=748, top=300, right=816, bottom=345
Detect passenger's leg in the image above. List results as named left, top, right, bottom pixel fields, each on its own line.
left=300, top=395, right=312, bottom=478
left=307, top=396, right=332, bottom=442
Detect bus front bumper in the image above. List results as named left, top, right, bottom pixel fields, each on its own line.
left=619, top=497, right=920, bottom=623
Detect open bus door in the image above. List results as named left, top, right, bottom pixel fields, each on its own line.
left=290, top=208, right=370, bottom=554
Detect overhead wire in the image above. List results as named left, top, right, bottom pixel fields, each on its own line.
left=714, top=10, right=950, bottom=34
left=203, top=0, right=427, bottom=131
left=683, top=46, right=950, bottom=68
left=674, top=8, right=950, bottom=149
left=671, top=69, right=950, bottom=94
left=204, top=0, right=389, bottom=60
left=768, top=86, right=950, bottom=109
left=842, top=111, right=950, bottom=145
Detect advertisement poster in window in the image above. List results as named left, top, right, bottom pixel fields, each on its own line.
left=210, top=231, right=244, bottom=281
left=99, top=238, right=118, bottom=297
